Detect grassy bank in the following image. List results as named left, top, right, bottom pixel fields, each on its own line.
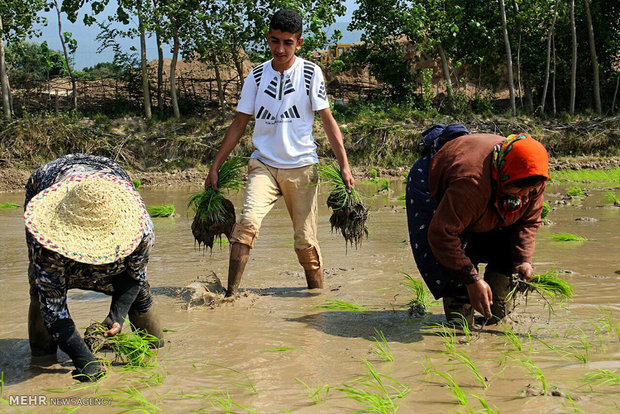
left=1, top=108, right=619, bottom=173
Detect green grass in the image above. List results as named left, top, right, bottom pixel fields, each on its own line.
left=337, top=360, right=409, bottom=413
left=0, top=202, right=20, bottom=209
left=0, top=372, right=8, bottom=406
left=371, top=329, right=394, bottom=362
left=296, top=378, right=330, bottom=404
left=603, top=191, right=620, bottom=206
left=315, top=299, right=368, bottom=312
left=567, top=186, right=584, bottom=197
left=550, top=233, right=587, bottom=242
left=147, top=204, right=176, bottom=217
left=550, top=168, right=620, bottom=183
left=132, top=179, right=141, bottom=189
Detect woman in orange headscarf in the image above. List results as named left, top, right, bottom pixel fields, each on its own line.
left=406, top=128, right=549, bottom=325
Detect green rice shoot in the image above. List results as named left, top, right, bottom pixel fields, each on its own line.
left=429, top=368, right=471, bottom=409
left=315, top=299, right=367, bottom=312
left=0, top=202, right=19, bottom=209
left=371, top=329, right=394, bottom=362
left=541, top=202, right=551, bottom=221
left=507, top=354, right=548, bottom=395
left=337, top=360, right=409, bottom=412
left=400, top=271, right=432, bottom=315
left=85, top=323, right=160, bottom=368
left=397, top=193, right=406, bottom=201
left=567, top=186, right=584, bottom=197
left=603, top=191, right=620, bottom=206
left=262, top=347, right=297, bottom=352
left=582, top=369, right=620, bottom=387
left=147, top=204, right=176, bottom=217
left=132, top=179, right=141, bottom=189
left=296, top=378, right=330, bottom=404
left=550, top=233, right=587, bottom=242
left=318, top=162, right=363, bottom=209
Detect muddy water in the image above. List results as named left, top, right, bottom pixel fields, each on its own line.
left=1, top=180, right=619, bottom=413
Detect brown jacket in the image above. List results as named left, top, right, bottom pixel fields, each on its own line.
left=428, top=134, right=545, bottom=285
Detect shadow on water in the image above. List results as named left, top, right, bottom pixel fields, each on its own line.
left=286, top=309, right=446, bottom=344
left=0, top=339, right=71, bottom=386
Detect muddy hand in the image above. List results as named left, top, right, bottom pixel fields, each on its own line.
left=205, top=169, right=219, bottom=191
left=514, top=262, right=534, bottom=281
left=340, top=166, right=355, bottom=192
left=466, top=279, right=493, bottom=319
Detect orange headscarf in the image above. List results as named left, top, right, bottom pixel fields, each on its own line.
left=492, top=133, right=549, bottom=219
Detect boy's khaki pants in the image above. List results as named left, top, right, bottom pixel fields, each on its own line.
left=230, top=158, right=322, bottom=269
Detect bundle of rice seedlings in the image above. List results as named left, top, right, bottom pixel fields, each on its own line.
left=0, top=202, right=20, bottom=209
left=603, top=191, right=620, bottom=206
left=318, top=163, right=368, bottom=249
left=147, top=204, right=176, bottom=217
left=551, top=233, right=587, bottom=242
left=508, top=270, right=573, bottom=311
left=84, top=322, right=159, bottom=367
left=187, top=157, right=244, bottom=251
left=132, top=179, right=141, bottom=189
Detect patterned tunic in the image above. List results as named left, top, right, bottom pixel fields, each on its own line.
left=25, top=154, right=154, bottom=328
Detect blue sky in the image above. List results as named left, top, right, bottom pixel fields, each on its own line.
left=30, top=1, right=361, bottom=70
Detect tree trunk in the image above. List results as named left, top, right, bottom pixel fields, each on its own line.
left=569, top=0, right=577, bottom=115
left=233, top=52, right=244, bottom=92
left=137, top=0, right=152, bottom=119
left=582, top=0, right=601, bottom=113
left=212, top=54, right=225, bottom=106
left=152, top=0, right=164, bottom=116
left=552, top=33, right=557, bottom=115
left=511, top=0, right=523, bottom=108
left=437, top=43, right=454, bottom=111
left=540, top=0, right=558, bottom=114
left=612, top=72, right=619, bottom=113
left=499, top=0, right=516, bottom=116
left=170, top=28, right=180, bottom=119
left=53, top=0, right=77, bottom=111
left=0, top=15, right=12, bottom=120
left=523, top=71, right=534, bottom=111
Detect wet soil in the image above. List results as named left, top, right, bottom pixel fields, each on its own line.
left=0, top=180, right=618, bottom=412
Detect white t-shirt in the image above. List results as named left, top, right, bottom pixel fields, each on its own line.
left=236, top=56, right=330, bottom=168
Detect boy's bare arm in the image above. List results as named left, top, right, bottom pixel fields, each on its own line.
left=204, top=112, right=252, bottom=190
left=318, top=108, right=355, bottom=190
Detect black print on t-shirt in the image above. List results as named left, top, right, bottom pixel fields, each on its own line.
left=256, top=106, right=276, bottom=120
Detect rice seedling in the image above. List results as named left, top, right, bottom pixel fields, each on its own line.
left=541, top=201, right=551, bottom=222
left=0, top=202, right=19, bottom=209
left=582, top=369, right=620, bottom=387
left=450, top=348, right=488, bottom=388
left=564, top=391, right=583, bottom=414
left=397, top=193, right=406, bottom=201
left=147, top=204, right=176, bottom=217
left=0, top=372, right=9, bottom=406
left=371, top=329, right=394, bottom=362
left=503, top=327, right=525, bottom=353
left=296, top=378, right=330, bottom=404
left=132, top=179, right=142, bottom=189
left=550, top=233, right=587, bottom=242
left=378, top=178, right=390, bottom=191
left=83, top=322, right=160, bottom=368
left=550, top=168, right=620, bottom=183
left=262, top=347, right=297, bottom=352
left=514, top=271, right=574, bottom=312
left=187, top=157, right=244, bottom=251
left=470, top=393, right=500, bottom=414
left=531, top=334, right=589, bottom=364
left=337, top=360, right=409, bottom=413
left=603, top=191, right=620, bottom=206
left=194, top=361, right=258, bottom=395
left=315, top=299, right=368, bottom=312
left=102, top=386, right=162, bottom=412
left=567, top=186, right=584, bottom=197
left=369, top=168, right=378, bottom=181
left=318, top=162, right=369, bottom=249
left=201, top=391, right=259, bottom=413
left=436, top=325, right=457, bottom=355
left=429, top=368, right=472, bottom=410
left=506, top=354, right=548, bottom=395
left=400, top=271, right=432, bottom=315
left=591, top=307, right=620, bottom=340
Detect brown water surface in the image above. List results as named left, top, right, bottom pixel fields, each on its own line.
left=1, top=180, right=618, bottom=413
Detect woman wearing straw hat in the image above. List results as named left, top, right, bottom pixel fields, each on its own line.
left=24, top=154, right=164, bottom=382
left=406, top=127, right=549, bottom=326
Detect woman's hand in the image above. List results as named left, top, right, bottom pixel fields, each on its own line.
left=466, top=279, right=493, bottom=319
left=204, top=168, right=219, bottom=191
left=514, top=262, right=534, bottom=280
left=340, top=165, right=355, bottom=191
left=104, top=322, right=121, bottom=337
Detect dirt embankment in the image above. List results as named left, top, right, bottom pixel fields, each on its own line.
left=2, top=157, right=619, bottom=194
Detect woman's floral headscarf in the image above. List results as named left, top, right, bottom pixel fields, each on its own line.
left=491, top=133, right=549, bottom=219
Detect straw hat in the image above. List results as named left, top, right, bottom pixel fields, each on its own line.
left=24, top=173, right=149, bottom=264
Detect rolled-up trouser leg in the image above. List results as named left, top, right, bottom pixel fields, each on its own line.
left=28, top=292, right=58, bottom=359
left=128, top=282, right=164, bottom=347
left=296, top=245, right=323, bottom=289
left=485, top=271, right=519, bottom=324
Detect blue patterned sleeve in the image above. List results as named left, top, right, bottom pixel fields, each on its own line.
left=124, top=225, right=154, bottom=282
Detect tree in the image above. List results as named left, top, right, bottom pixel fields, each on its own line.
left=51, top=0, right=78, bottom=111
left=582, top=0, right=600, bottom=114
left=540, top=0, right=559, bottom=114
left=498, top=0, right=516, bottom=116
left=569, top=0, right=577, bottom=115
left=0, top=0, right=45, bottom=119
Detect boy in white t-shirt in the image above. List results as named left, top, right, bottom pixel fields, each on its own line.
left=204, top=9, right=355, bottom=297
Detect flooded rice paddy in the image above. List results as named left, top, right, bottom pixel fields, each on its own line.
left=1, top=176, right=619, bottom=413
